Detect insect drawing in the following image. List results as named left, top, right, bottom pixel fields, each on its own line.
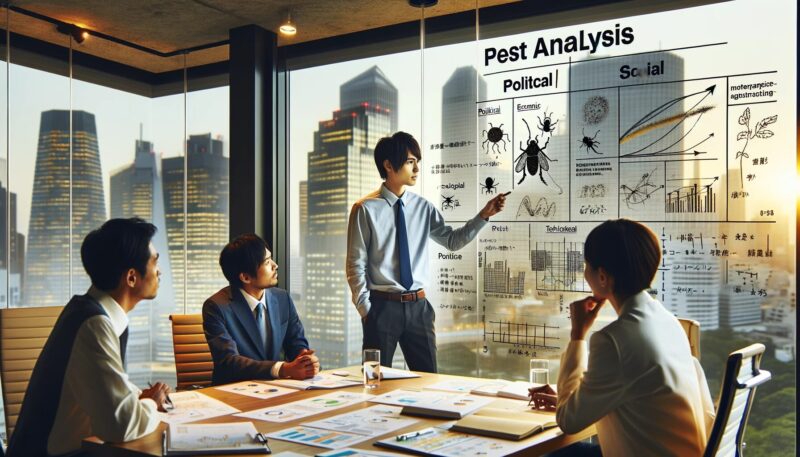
left=578, top=129, right=601, bottom=154
left=480, top=177, right=499, bottom=194
left=537, top=110, right=558, bottom=134
left=515, top=119, right=562, bottom=193
left=481, top=123, right=510, bottom=154
left=441, top=194, right=459, bottom=211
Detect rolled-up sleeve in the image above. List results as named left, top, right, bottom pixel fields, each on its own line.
left=556, top=333, right=625, bottom=434
left=428, top=205, right=487, bottom=251
left=346, top=202, right=372, bottom=317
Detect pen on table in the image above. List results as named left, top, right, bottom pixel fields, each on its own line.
left=148, top=382, right=175, bottom=410
left=396, top=427, right=436, bottom=441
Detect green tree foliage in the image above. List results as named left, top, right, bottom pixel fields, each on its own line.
left=700, top=329, right=795, bottom=456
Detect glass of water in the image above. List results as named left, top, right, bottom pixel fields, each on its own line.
left=363, top=349, right=381, bottom=389
left=529, top=359, right=549, bottom=385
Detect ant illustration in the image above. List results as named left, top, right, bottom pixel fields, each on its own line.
left=537, top=110, right=558, bottom=134
left=516, top=118, right=556, bottom=186
left=578, top=129, right=601, bottom=154
left=481, top=123, right=510, bottom=154
left=480, top=177, right=499, bottom=194
left=441, top=194, right=459, bottom=211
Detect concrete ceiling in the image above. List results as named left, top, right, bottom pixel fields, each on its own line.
left=8, top=0, right=518, bottom=73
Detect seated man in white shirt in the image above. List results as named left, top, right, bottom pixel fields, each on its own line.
left=539, top=219, right=714, bottom=456
left=7, top=218, right=170, bottom=457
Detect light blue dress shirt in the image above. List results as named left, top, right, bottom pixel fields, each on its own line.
left=346, top=184, right=487, bottom=317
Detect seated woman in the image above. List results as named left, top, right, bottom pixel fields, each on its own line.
left=553, top=219, right=715, bottom=456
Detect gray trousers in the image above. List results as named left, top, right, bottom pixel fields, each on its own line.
left=362, top=296, right=437, bottom=373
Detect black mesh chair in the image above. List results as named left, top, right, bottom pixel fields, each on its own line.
left=703, top=343, right=771, bottom=457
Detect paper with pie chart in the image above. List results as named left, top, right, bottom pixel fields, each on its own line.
left=214, top=381, right=297, bottom=400
left=302, top=405, right=419, bottom=438
left=234, top=392, right=371, bottom=423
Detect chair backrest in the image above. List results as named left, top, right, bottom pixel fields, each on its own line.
left=169, top=314, right=213, bottom=390
left=703, top=343, right=771, bottom=457
left=678, top=317, right=701, bottom=359
left=0, top=306, right=63, bottom=439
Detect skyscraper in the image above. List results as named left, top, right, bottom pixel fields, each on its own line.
left=304, top=67, right=394, bottom=367
left=24, top=110, right=105, bottom=307
left=340, top=65, right=398, bottom=132
left=0, top=158, right=25, bottom=307
left=162, top=133, right=229, bottom=314
left=110, top=136, right=177, bottom=386
left=442, top=66, right=487, bottom=144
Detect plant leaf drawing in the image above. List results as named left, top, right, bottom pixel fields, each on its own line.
left=735, top=107, right=777, bottom=188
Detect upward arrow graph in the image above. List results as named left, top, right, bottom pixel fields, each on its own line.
left=620, top=85, right=715, bottom=143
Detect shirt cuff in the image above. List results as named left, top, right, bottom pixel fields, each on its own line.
left=271, top=361, right=284, bottom=378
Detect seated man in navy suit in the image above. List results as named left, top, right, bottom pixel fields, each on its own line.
left=203, top=233, right=320, bottom=384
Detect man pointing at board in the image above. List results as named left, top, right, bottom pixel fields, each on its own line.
left=346, top=131, right=507, bottom=372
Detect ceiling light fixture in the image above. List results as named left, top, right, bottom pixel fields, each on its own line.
left=408, top=0, right=438, bottom=7
left=56, top=23, right=88, bottom=43
left=279, top=11, right=297, bottom=36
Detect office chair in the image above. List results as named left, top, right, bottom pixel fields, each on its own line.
left=169, top=314, right=214, bottom=390
left=0, top=306, right=63, bottom=439
left=678, top=317, right=701, bottom=359
left=703, top=343, right=771, bottom=457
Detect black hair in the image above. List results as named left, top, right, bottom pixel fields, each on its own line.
left=373, top=131, right=422, bottom=179
left=219, top=233, right=268, bottom=288
left=80, top=218, right=157, bottom=292
left=584, top=219, right=661, bottom=297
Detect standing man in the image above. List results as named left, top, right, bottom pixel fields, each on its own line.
left=203, top=234, right=320, bottom=385
left=7, top=218, right=170, bottom=457
left=346, top=132, right=506, bottom=372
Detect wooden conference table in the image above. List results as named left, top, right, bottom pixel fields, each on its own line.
left=83, top=367, right=595, bottom=456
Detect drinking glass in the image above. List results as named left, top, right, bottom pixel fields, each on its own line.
left=529, top=359, right=549, bottom=385
left=363, top=349, right=381, bottom=389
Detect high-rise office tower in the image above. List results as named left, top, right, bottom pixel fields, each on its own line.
left=0, top=158, right=25, bottom=307
left=162, top=133, right=229, bottom=314
left=340, top=66, right=398, bottom=132
left=24, top=110, right=105, bottom=307
left=110, top=136, right=177, bottom=386
left=291, top=180, right=308, bottom=317
left=305, top=68, right=394, bottom=367
left=442, top=66, right=487, bottom=144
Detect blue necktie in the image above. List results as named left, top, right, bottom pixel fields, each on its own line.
left=255, top=302, right=268, bottom=353
left=396, top=199, right=414, bottom=291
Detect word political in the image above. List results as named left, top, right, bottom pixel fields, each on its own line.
left=484, top=24, right=634, bottom=67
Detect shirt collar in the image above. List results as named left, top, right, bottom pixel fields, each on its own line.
left=87, top=286, right=129, bottom=337
left=619, top=290, right=653, bottom=316
left=239, top=288, right=266, bottom=313
left=380, top=184, right=408, bottom=207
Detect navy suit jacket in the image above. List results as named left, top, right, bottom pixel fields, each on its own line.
left=202, top=286, right=309, bottom=385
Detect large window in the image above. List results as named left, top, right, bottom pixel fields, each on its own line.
left=0, top=13, right=229, bottom=440
left=287, top=1, right=796, bottom=454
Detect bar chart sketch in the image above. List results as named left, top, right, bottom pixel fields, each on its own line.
left=665, top=177, right=718, bottom=213
left=483, top=319, right=561, bottom=350
left=483, top=254, right=525, bottom=296
left=531, top=239, right=590, bottom=293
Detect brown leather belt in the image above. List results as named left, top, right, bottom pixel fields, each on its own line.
left=370, top=289, right=426, bottom=303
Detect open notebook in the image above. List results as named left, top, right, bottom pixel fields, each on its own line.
left=450, top=407, right=558, bottom=441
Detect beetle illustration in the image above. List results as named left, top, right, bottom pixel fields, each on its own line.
left=578, top=128, right=601, bottom=154
left=481, top=123, right=510, bottom=154
left=537, top=110, right=558, bottom=134
left=480, top=177, right=499, bottom=194
left=515, top=118, right=556, bottom=186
